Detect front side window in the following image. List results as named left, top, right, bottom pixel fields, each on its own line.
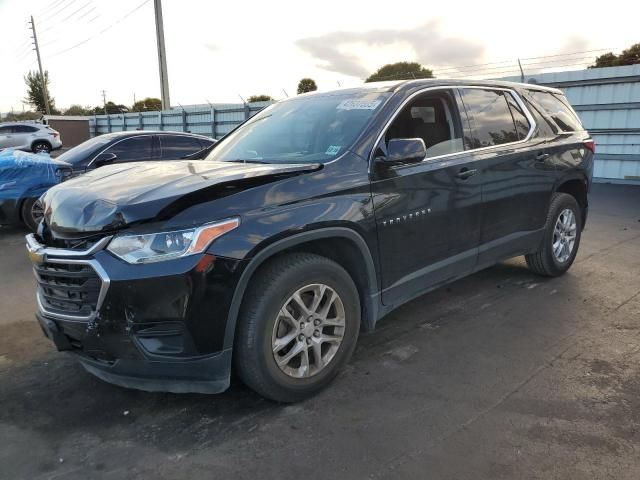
left=528, top=91, right=583, bottom=132
left=462, top=89, right=520, bottom=148
left=205, top=91, right=391, bottom=164
left=160, top=135, right=204, bottom=159
left=104, top=136, right=154, bottom=162
left=385, top=89, right=465, bottom=158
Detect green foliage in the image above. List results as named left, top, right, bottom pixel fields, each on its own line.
left=365, top=62, right=434, bottom=82
left=131, top=97, right=162, bottom=112
left=93, top=102, right=129, bottom=115
left=591, top=43, right=640, bottom=68
left=24, top=70, right=58, bottom=114
left=247, top=94, right=273, bottom=103
left=2, top=111, right=42, bottom=122
left=63, top=105, right=94, bottom=116
left=297, top=78, right=318, bottom=94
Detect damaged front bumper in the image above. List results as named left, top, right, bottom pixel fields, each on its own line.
left=26, top=233, right=243, bottom=394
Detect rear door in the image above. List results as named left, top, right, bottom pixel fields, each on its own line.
left=459, top=87, right=558, bottom=267
left=371, top=87, right=483, bottom=306
left=12, top=125, right=40, bottom=149
left=159, top=135, right=206, bottom=160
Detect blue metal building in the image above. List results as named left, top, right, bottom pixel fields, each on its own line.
left=502, top=64, right=640, bottom=184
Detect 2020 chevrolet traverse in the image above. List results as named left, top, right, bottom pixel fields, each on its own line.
left=27, top=80, right=593, bottom=402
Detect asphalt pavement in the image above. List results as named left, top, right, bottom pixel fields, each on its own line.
left=1, top=183, right=639, bottom=479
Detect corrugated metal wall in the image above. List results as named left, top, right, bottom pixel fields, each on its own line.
left=89, top=101, right=273, bottom=139
left=502, top=65, right=640, bottom=184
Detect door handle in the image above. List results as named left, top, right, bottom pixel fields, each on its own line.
left=456, top=167, right=477, bottom=179
left=535, top=153, right=550, bottom=161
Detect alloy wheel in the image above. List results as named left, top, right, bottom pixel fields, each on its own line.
left=271, top=284, right=346, bottom=378
left=552, top=208, right=577, bottom=263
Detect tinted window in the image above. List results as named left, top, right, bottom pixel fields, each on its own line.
left=13, top=125, right=39, bottom=133
left=104, top=136, right=153, bottom=162
left=206, top=91, right=391, bottom=164
left=57, top=135, right=113, bottom=167
left=462, top=89, right=520, bottom=148
left=160, top=135, right=204, bottom=159
left=505, top=93, right=531, bottom=140
left=385, top=90, right=464, bottom=158
left=0, top=126, right=11, bottom=133
left=528, top=91, right=583, bottom=132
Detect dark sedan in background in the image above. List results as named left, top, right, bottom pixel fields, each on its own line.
left=0, top=131, right=216, bottom=231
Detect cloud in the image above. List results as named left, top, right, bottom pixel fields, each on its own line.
left=296, top=20, right=485, bottom=78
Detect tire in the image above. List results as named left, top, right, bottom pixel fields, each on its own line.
left=235, top=253, right=361, bottom=402
left=21, top=197, right=44, bottom=232
left=526, top=193, right=582, bottom=277
left=31, top=141, right=51, bottom=154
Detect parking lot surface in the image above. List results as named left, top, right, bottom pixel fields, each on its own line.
left=1, top=184, right=639, bottom=480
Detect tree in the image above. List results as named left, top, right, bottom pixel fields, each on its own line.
left=64, top=105, right=93, bottom=116
left=24, top=70, right=58, bottom=114
left=92, top=102, right=129, bottom=115
left=590, top=43, right=640, bottom=68
left=297, top=78, right=318, bottom=94
left=247, top=94, right=273, bottom=103
left=365, top=62, right=434, bottom=82
left=131, top=97, right=162, bottom=112
left=3, top=111, right=41, bottom=122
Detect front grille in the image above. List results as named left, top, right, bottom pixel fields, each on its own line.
left=34, top=261, right=102, bottom=318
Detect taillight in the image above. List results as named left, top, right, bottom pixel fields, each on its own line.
left=584, top=139, right=595, bottom=153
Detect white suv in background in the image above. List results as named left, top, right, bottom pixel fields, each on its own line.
left=0, top=122, right=62, bottom=153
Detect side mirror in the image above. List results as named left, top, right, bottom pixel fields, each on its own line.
left=378, top=138, right=426, bottom=166
left=94, top=152, right=117, bottom=167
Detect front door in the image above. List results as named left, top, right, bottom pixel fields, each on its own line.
left=371, top=88, right=483, bottom=306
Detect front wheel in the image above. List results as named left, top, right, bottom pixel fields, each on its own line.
left=235, top=253, right=361, bottom=402
left=526, top=193, right=582, bottom=276
left=21, top=198, right=44, bottom=232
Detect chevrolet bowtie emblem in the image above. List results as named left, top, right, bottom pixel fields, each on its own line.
left=28, top=247, right=45, bottom=266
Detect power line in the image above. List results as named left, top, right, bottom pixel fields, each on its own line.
left=432, top=48, right=617, bottom=75
left=48, top=0, right=151, bottom=58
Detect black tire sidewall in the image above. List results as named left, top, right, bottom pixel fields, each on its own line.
left=241, top=257, right=360, bottom=400
left=21, top=198, right=39, bottom=232
left=543, top=194, right=582, bottom=275
left=32, top=142, right=51, bottom=153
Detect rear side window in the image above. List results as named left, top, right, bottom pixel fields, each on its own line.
left=461, top=89, right=520, bottom=147
left=504, top=93, right=531, bottom=140
left=159, top=135, right=204, bottom=159
left=528, top=91, right=583, bottom=132
left=104, top=136, right=154, bottom=162
left=12, top=125, right=39, bottom=133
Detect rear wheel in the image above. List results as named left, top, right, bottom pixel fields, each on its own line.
left=21, top=198, right=44, bottom=232
left=31, top=141, right=51, bottom=154
left=235, top=253, right=360, bottom=402
left=526, top=193, right=582, bottom=276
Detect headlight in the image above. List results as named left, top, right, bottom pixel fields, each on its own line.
left=107, top=218, right=239, bottom=264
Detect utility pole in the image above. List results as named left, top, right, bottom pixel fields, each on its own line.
left=101, top=90, right=107, bottom=115
left=517, top=58, right=525, bottom=83
left=29, top=16, right=51, bottom=115
left=154, top=0, right=170, bottom=110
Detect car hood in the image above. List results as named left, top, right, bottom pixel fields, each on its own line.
left=41, top=160, right=321, bottom=236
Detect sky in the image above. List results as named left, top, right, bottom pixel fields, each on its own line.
left=0, top=0, right=637, bottom=113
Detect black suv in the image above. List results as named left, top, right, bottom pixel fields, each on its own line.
left=27, top=80, right=593, bottom=402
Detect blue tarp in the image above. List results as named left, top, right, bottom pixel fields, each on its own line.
left=0, top=148, right=69, bottom=201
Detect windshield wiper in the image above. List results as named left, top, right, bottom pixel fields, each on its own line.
left=225, top=159, right=269, bottom=164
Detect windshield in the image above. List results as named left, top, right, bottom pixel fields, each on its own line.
left=55, top=135, right=113, bottom=166
left=205, top=91, right=391, bottom=164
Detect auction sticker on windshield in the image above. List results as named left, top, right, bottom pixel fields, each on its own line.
left=337, top=99, right=382, bottom=110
